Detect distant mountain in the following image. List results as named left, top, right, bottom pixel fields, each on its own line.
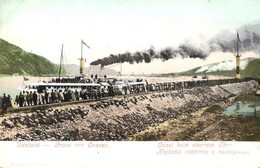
left=194, top=58, right=255, bottom=73
left=177, top=57, right=260, bottom=78
left=0, top=38, right=66, bottom=76
left=62, top=64, right=117, bottom=77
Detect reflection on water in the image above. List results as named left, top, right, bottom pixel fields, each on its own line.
left=224, top=101, right=260, bottom=117
left=0, top=76, right=24, bottom=99
left=0, top=76, right=53, bottom=99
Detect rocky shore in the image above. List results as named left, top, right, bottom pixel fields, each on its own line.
left=0, top=80, right=258, bottom=141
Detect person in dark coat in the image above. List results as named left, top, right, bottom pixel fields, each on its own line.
left=45, top=90, right=49, bottom=104
left=33, top=91, right=38, bottom=105
left=18, top=92, right=24, bottom=107
left=51, top=90, right=55, bottom=103
left=2, top=93, right=7, bottom=114
left=7, top=94, right=11, bottom=108
left=15, top=95, right=20, bottom=107
left=26, top=91, right=31, bottom=106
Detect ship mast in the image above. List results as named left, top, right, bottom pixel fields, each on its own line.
left=235, top=31, right=241, bottom=80
left=58, top=44, right=63, bottom=81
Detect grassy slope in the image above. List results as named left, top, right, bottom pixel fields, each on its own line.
left=0, top=38, right=66, bottom=76
left=243, top=58, right=260, bottom=78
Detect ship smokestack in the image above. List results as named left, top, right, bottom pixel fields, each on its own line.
left=80, top=39, right=90, bottom=78
left=79, top=58, right=85, bottom=77
left=100, top=64, right=105, bottom=79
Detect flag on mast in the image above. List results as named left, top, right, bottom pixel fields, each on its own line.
left=23, top=76, right=29, bottom=81
left=82, top=39, right=91, bottom=49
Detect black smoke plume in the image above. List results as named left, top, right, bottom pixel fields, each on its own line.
left=90, top=29, right=260, bottom=66
left=178, top=44, right=207, bottom=59
left=90, top=45, right=207, bottom=66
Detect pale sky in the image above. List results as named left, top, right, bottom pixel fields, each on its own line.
left=1, top=0, right=260, bottom=74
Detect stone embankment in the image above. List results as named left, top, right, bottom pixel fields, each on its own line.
left=0, top=80, right=258, bottom=141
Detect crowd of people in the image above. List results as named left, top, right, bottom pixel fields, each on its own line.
left=15, top=87, right=113, bottom=107
left=1, top=83, right=149, bottom=112
left=1, top=77, right=256, bottom=113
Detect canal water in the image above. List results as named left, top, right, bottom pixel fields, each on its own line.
left=0, top=76, right=53, bottom=99
left=224, top=100, right=260, bottom=117
left=224, top=99, right=260, bottom=140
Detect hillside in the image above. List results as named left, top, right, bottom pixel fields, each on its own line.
left=0, top=38, right=66, bottom=76
left=177, top=57, right=260, bottom=78
left=243, top=58, right=260, bottom=78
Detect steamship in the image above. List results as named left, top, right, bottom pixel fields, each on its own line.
left=18, top=42, right=147, bottom=95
